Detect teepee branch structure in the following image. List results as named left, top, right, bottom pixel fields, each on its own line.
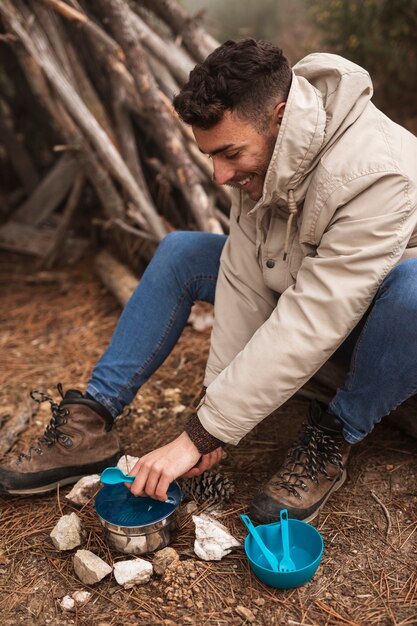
left=0, top=0, right=229, bottom=270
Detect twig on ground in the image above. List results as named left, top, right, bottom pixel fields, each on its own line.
left=370, top=489, right=392, bottom=539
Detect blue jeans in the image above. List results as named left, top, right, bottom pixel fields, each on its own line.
left=87, top=232, right=417, bottom=445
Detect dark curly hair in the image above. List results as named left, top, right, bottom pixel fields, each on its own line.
left=173, top=38, right=292, bottom=131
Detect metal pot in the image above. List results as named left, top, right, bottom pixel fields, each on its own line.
left=95, top=481, right=182, bottom=556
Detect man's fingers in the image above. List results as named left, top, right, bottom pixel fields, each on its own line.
left=181, top=466, right=202, bottom=478
left=196, top=453, right=212, bottom=473
left=155, top=476, right=170, bottom=502
left=130, top=462, right=148, bottom=496
left=142, top=469, right=160, bottom=499
left=213, top=447, right=223, bottom=464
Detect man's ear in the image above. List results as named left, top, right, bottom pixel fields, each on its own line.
left=271, top=102, right=286, bottom=131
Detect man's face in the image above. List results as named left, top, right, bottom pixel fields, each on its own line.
left=193, top=108, right=282, bottom=201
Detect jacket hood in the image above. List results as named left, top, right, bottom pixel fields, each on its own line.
left=249, top=52, right=374, bottom=213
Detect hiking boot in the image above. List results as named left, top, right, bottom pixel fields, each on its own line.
left=0, top=385, right=121, bottom=495
left=250, top=400, right=350, bottom=523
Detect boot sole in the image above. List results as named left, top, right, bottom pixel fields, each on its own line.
left=0, top=453, right=121, bottom=495
left=4, top=474, right=92, bottom=495
left=301, top=468, right=347, bottom=523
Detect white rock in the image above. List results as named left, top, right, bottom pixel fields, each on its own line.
left=73, top=550, right=112, bottom=585
left=113, top=558, right=153, bottom=588
left=117, top=454, right=140, bottom=475
left=183, top=501, right=198, bottom=516
left=50, top=513, right=85, bottom=551
left=193, top=514, right=240, bottom=561
left=59, top=590, right=92, bottom=612
left=65, top=475, right=101, bottom=506
left=60, top=596, right=75, bottom=611
left=72, top=590, right=92, bottom=606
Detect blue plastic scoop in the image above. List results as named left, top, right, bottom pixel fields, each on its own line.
left=240, top=514, right=279, bottom=572
left=100, top=466, right=178, bottom=505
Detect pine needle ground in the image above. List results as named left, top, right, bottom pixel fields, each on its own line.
left=0, top=254, right=416, bottom=626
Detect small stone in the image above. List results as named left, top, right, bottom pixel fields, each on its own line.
left=60, top=596, right=75, bottom=611
left=117, top=454, right=140, bottom=475
left=153, top=547, right=179, bottom=575
left=50, top=513, right=85, bottom=551
left=72, top=590, right=92, bottom=606
left=193, top=514, right=240, bottom=561
left=182, top=501, right=198, bottom=515
left=73, top=550, right=112, bottom=585
left=65, top=475, right=100, bottom=506
left=235, top=606, right=256, bottom=623
left=253, top=597, right=265, bottom=607
left=113, top=558, right=153, bottom=588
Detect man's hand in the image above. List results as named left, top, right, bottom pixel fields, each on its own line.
left=128, top=431, right=224, bottom=501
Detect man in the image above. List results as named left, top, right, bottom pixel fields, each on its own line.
left=1, top=39, right=417, bottom=523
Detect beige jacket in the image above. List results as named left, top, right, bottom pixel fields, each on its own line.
left=196, top=53, right=417, bottom=446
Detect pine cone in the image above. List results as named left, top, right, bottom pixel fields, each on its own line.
left=180, top=470, right=235, bottom=504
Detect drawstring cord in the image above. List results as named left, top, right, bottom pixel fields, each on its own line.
left=283, top=189, right=297, bottom=261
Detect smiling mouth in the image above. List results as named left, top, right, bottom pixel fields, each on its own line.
left=226, top=174, right=255, bottom=189
left=238, top=175, right=254, bottom=187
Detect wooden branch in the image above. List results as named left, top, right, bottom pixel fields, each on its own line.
left=14, top=154, right=78, bottom=225
left=146, top=53, right=181, bottom=100
left=0, top=111, right=39, bottom=193
left=39, top=0, right=144, bottom=117
left=0, top=397, right=39, bottom=460
left=39, top=0, right=124, bottom=61
left=41, top=173, right=84, bottom=269
left=94, top=249, right=138, bottom=307
left=111, top=79, right=152, bottom=207
left=0, top=220, right=58, bottom=256
left=107, top=217, right=159, bottom=244
left=94, top=0, right=222, bottom=234
left=3, top=0, right=167, bottom=240
left=79, top=149, right=126, bottom=220
left=0, top=219, right=87, bottom=262
left=139, top=0, right=218, bottom=62
left=31, top=0, right=117, bottom=145
left=11, top=31, right=127, bottom=223
left=128, top=8, right=191, bottom=85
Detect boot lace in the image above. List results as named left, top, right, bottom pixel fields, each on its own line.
left=17, top=384, right=72, bottom=462
left=271, top=423, right=344, bottom=499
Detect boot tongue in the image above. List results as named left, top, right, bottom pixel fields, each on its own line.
left=308, top=400, right=343, bottom=436
left=63, top=389, right=84, bottom=400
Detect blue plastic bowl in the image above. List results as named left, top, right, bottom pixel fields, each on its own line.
left=244, top=518, right=324, bottom=588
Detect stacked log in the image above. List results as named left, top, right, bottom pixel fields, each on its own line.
left=0, top=0, right=229, bottom=270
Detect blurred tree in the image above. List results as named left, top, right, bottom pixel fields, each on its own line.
left=181, top=0, right=317, bottom=62
left=309, top=0, right=417, bottom=128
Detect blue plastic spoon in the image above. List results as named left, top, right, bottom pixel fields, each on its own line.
left=279, top=509, right=296, bottom=572
left=240, top=514, right=279, bottom=572
left=100, top=467, right=178, bottom=505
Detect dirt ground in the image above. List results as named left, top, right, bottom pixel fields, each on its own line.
left=0, top=255, right=416, bottom=626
